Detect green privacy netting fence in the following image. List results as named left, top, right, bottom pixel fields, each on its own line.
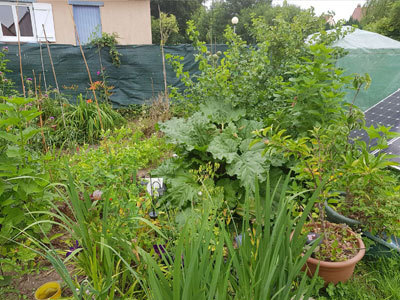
left=2, top=43, right=227, bottom=107
left=3, top=31, right=400, bottom=111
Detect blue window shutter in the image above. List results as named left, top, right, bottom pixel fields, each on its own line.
left=73, top=5, right=101, bottom=45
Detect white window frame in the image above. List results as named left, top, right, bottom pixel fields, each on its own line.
left=0, top=2, right=37, bottom=42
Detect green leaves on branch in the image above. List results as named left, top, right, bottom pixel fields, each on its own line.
left=155, top=101, right=268, bottom=209
left=90, top=32, right=122, bottom=67
left=0, top=97, right=50, bottom=245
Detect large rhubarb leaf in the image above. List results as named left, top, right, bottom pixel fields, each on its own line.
left=208, top=122, right=241, bottom=163
left=163, top=170, right=200, bottom=208
left=227, top=150, right=267, bottom=192
left=200, top=100, right=245, bottom=124
left=160, top=112, right=216, bottom=152
left=236, top=119, right=263, bottom=140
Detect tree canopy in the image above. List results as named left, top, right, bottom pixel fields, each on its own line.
left=192, top=1, right=325, bottom=44
left=150, top=0, right=204, bottom=43
left=361, top=0, right=400, bottom=41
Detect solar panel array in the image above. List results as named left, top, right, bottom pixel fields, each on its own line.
left=350, top=89, right=400, bottom=168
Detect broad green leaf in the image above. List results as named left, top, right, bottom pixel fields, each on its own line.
left=3, top=206, right=24, bottom=225
left=236, top=118, right=263, bottom=139
left=208, top=123, right=240, bottom=163
left=160, top=113, right=216, bottom=151
left=19, top=180, right=43, bottom=195
left=0, top=131, right=18, bottom=143
left=0, top=196, right=15, bottom=207
left=6, top=145, right=21, bottom=158
left=4, top=96, right=35, bottom=105
left=165, top=170, right=200, bottom=208
left=22, top=127, right=40, bottom=141
left=0, top=103, right=12, bottom=112
left=227, top=150, right=267, bottom=192
left=0, top=117, right=20, bottom=127
left=200, top=100, right=245, bottom=124
left=20, top=110, right=41, bottom=122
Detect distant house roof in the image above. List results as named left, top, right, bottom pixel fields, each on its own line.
left=351, top=4, right=365, bottom=21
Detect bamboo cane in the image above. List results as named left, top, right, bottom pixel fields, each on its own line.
left=33, top=70, right=47, bottom=152
left=39, top=42, right=48, bottom=92
left=67, top=5, right=104, bottom=131
left=158, top=5, right=169, bottom=105
left=42, top=24, right=66, bottom=128
left=15, top=1, right=26, bottom=97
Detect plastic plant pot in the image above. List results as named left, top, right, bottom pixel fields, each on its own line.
left=363, top=231, right=400, bottom=257
left=34, top=281, right=61, bottom=300
left=324, top=201, right=400, bottom=256
left=324, top=201, right=361, bottom=228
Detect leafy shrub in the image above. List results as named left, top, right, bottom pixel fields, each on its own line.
left=168, top=19, right=350, bottom=121
left=0, top=46, right=16, bottom=97
left=266, top=44, right=354, bottom=138
left=90, top=32, right=122, bottom=67
left=67, top=126, right=172, bottom=191
left=255, top=120, right=400, bottom=236
left=0, top=97, right=51, bottom=248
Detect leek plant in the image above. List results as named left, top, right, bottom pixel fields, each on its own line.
left=143, top=174, right=321, bottom=299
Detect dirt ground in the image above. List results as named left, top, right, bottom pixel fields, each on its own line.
left=1, top=265, right=72, bottom=300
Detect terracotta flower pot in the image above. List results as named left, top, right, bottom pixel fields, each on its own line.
left=303, top=231, right=365, bottom=285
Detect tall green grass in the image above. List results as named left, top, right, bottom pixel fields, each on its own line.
left=18, top=167, right=156, bottom=299
left=143, top=174, right=322, bottom=299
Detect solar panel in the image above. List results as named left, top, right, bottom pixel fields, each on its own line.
left=349, top=89, right=400, bottom=170
left=381, top=137, right=400, bottom=166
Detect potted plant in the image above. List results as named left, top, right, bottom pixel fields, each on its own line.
left=256, top=125, right=368, bottom=284
left=301, top=221, right=365, bottom=284
left=323, top=126, right=400, bottom=255
left=258, top=121, right=400, bottom=256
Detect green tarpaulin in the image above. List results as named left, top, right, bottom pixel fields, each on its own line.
left=2, top=43, right=227, bottom=106
left=3, top=30, right=400, bottom=111
left=334, top=29, right=400, bottom=111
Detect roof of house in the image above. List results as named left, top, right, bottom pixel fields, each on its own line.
left=351, top=4, right=364, bottom=21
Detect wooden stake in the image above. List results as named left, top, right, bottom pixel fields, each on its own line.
left=42, top=25, right=66, bottom=128
left=15, top=1, right=26, bottom=97
left=158, top=5, right=169, bottom=103
left=39, top=42, right=48, bottom=92
left=33, top=70, right=47, bottom=152
left=67, top=4, right=104, bottom=131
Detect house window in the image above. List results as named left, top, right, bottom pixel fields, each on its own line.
left=69, top=1, right=104, bottom=45
left=0, top=2, right=56, bottom=43
left=0, top=3, right=35, bottom=42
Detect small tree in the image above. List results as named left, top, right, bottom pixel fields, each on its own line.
left=157, top=11, right=178, bottom=100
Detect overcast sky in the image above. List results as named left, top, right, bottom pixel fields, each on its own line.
left=205, top=0, right=367, bottom=21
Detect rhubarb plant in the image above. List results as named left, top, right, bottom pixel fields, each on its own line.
left=153, top=100, right=284, bottom=209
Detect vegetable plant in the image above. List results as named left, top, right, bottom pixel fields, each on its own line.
left=0, top=96, right=51, bottom=251
left=154, top=100, right=273, bottom=210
